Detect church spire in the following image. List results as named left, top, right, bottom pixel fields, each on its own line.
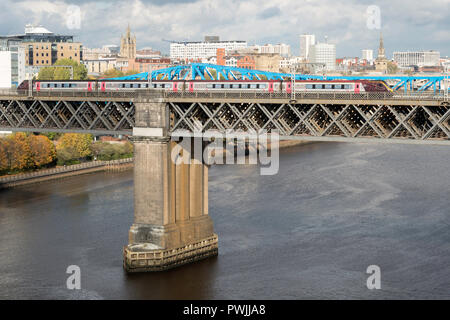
left=378, top=32, right=385, bottom=59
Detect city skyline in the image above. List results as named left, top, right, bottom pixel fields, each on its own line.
left=0, top=0, right=448, bottom=58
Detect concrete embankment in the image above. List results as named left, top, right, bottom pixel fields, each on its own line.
left=0, top=158, right=133, bottom=189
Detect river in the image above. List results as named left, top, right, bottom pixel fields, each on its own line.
left=0, top=142, right=449, bottom=299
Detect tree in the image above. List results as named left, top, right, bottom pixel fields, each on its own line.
left=102, top=69, right=124, bottom=78
left=38, top=58, right=88, bottom=80
left=6, top=133, right=32, bottom=171
left=0, top=137, right=9, bottom=173
left=56, top=133, right=93, bottom=164
left=28, top=135, right=56, bottom=168
left=125, top=70, right=140, bottom=76
left=42, top=132, right=62, bottom=141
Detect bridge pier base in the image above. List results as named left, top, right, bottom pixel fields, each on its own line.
left=123, top=98, right=218, bottom=273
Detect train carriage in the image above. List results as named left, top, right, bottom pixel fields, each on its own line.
left=18, top=79, right=393, bottom=94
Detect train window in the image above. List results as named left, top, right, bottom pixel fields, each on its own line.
left=306, top=84, right=312, bottom=89
left=221, top=84, right=225, bottom=89
left=61, top=84, right=65, bottom=88
left=256, top=84, right=260, bottom=89
left=54, top=84, right=57, bottom=88
left=153, top=84, right=157, bottom=88
left=212, top=84, right=216, bottom=89
left=312, top=84, right=316, bottom=89
left=321, top=85, right=326, bottom=89
left=122, top=84, right=125, bottom=88
left=238, top=84, right=242, bottom=89
left=162, top=84, right=165, bottom=88
left=137, top=84, right=141, bottom=88
left=69, top=84, right=72, bottom=88
left=331, top=85, right=335, bottom=89
left=341, top=84, right=345, bottom=89
left=130, top=84, right=134, bottom=88
left=47, top=84, right=51, bottom=88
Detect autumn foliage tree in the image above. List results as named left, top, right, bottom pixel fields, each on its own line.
left=56, top=133, right=93, bottom=165
left=7, top=133, right=32, bottom=171
left=28, top=135, right=56, bottom=168
left=0, top=138, right=9, bottom=172
left=0, top=133, right=56, bottom=174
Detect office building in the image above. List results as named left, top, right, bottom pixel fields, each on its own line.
left=299, top=34, right=315, bottom=59
left=393, top=51, right=440, bottom=67
left=309, top=42, right=336, bottom=71
left=170, top=38, right=247, bottom=61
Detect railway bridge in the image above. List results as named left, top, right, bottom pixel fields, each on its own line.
left=1, top=90, right=449, bottom=271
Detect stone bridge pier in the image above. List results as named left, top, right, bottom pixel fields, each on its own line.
left=123, top=98, right=218, bottom=272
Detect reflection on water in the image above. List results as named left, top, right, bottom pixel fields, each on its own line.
left=0, top=142, right=449, bottom=299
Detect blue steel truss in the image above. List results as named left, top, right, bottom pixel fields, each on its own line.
left=108, top=63, right=447, bottom=92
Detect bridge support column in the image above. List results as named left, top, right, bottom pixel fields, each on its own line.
left=123, top=98, right=218, bottom=272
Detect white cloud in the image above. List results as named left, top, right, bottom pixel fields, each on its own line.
left=2, top=0, right=449, bottom=57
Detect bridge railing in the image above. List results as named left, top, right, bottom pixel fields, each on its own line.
left=0, top=89, right=448, bottom=101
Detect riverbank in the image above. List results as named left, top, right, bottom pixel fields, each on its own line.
left=0, top=158, right=133, bottom=189
left=0, top=141, right=317, bottom=189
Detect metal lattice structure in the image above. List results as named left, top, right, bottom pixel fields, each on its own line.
left=109, top=63, right=448, bottom=93
left=0, top=99, right=134, bottom=135
left=0, top=92, right=449, bottom=144
left=169, top=101, right=450, bottom=144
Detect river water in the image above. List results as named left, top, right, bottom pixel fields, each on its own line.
left=0, top=142, right=449, bottom=299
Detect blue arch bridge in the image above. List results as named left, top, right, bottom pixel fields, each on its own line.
left=111, top=63, right=449, bottom=93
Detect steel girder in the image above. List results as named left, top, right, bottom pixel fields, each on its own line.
left=1, top=97, right=449, bottom=144
left=169, top=101, right=450, bottom=144
left=0, top=99, right=135, bottom=135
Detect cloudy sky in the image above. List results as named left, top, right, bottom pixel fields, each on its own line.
left=1, top=0, right=449, bottom=57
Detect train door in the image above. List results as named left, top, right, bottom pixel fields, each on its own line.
left=35, top=82, right=41, bottom=92
left=101, top=82, right=106, bottom=92
left=286, top=82, right=292, bottom=94
left=88, top=82, right=93, bottom=92
left=173, top=82, right=178, bottom=92
left=189, top=82, right=194, bottom=92
left=268, top=82, right=274, bottom=93
left=355, top=83, right=360, bottom=93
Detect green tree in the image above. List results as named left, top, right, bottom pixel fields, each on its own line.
left=124, top=70, right=140, bottom=76
left=102, top=69, right=124, bottom=78
left=38, top=58, right=88, bottom=80
left=56, top=133, right=93, bottom=164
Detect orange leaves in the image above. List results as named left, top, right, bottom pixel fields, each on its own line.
left=0, top=133, right=57, bottom=174
left=28, top=135, right=56, bottom=168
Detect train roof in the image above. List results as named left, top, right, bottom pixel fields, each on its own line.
left=31, top=79, right=385, bottom=83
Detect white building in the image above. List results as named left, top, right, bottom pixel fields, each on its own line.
left=309, top=42, right=336, bottom=71
left=83, top=58, right=117, bottom=75
left=170, top=40, right=247, bottom=61
left=393, top=51, right=440, bottom=67
left=299, top=34, right=315, bottom=60
left=0, top=47, right=25, bottom=88
left=279, top=56, right=305, bottom=70
left=362, top=49, right=374, bottom=62
left=0, top=51, right=12, bottom=88
left=251, top=43, right=291, bottom=57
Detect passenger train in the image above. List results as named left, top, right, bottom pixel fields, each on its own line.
left=18, top=79, right=393, bottom=93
